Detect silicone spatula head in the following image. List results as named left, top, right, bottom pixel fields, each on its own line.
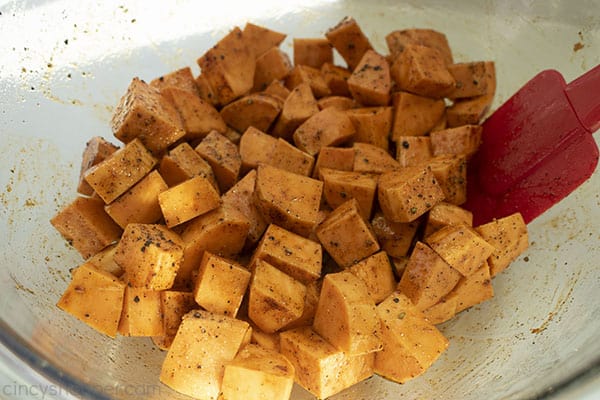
left=465, top=64, right=600, bottom=225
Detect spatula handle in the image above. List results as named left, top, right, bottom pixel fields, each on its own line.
left=565, top=64, right=600, bottom=133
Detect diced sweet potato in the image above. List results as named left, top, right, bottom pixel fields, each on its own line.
left=51, top=196, right=122, bottom=259
left=293, top=38, right=333, bottom=68
left=390, top=44, right=455, bottom=98
left=374, top=292, right=449, bottom=383
left=378, top=166, right=445, bottom=223
left=160, top=310, right=251, bottom=399
left=425, top=223, right=495, bottom=277
left=280, top=327, right=374, bottom=399
left=317, top=96, right=357, bottom=111
left=195, top=130, right=242, bottom=192
left=283, top=279, right=321, bottom=330
left=312, top=146, right=355, bottom=178
left=347, top=50, right=391, bottom=106
left=86, top=244, right=123, bottom=277
left=254, top=164, right=323, bottom=237
left=118, top=287, right=164, bottom=337
left=158, top=142, right=217, bottom=188
left=111, top=78, right=185, bottom=155
left=195, top=73, right=220, bottom=106
left=293, top=107, right=355, bottom=156
left=430, top=124, right=482, bottom=158
left=386, top=28, right=453, bottom=65
left=269, top=139, right=315, bottom=177
left=77, top=136, right=119, bottom=196
left=57, top=263, right=125, bottom=338
left=346, top=107, right=392, bottom=150
left=285, top=65, right=331, bottom=98
left=263, top=79, right=291, bottom=102
left=153, top=291, right=196, bottom=350
left=398, top=241, right=462, bottom=311
left=242, top=22, right=286, bottom=58
left=197, top=27, right=255, bottom=105
left=252, top=47, right=293, bottom=92
left=150, top=66, right=200, bottom=95
left=249, top=323, right=281, bottom=352
left=248, top=259, right=307, bottom=333
left=321, top=62, right=352, bottom=96
left=396, top=136, right=433, bottom=167
left=427, top=155, right=467, bottom=205
left=105, top=170, right=168, bottom=229
left=353, top=142, right=400, bottom=174
left=446, top=61, right=489, bottom=99
left=250, top=224, right=322, bottom=284
left=325, top=16, right=373, bottom=70
left=114, top=223, right=183, bottom=290
left=159, top=175, right=221, bottom=227
left=391, top=91, right=446, bottom=140
left=424, top=202, right=473, bottom=237
left=320, top=167, right=377, bottom=221
left=371, top=212, right=420, bottom=258
left=315, top=198, right=380, bottom=268
left=475, top=212, right=529, bottom=277
left=220, top=92, right=282, bottom=134
left=271, top=82, right=319, bottom=140
left=83, top=138, right=157, bottom=204
left=221, top=344, right=295, bottom=400
left=422, top=296, right=458, bottom=325
left=447, top=61, right=496, bottom=127
left=238, top=127, right=278, bottom=172
left=313, top=270, right=382, bottom=355
left=193, top=252, right=251, bottom=318
left=348, top=251, right=396, bottom=304
left=445, top=261, right=494, bottom=313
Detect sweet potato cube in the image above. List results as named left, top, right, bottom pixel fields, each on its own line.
left=57, top=263, right=125, bottom=338
left=398, top=241, right=462, bottom=311
left=178, top=206, right=249, bottom=289
left=445, top=261, right=494, bottom=313
left=77, top=136, right=119, bottom=196
left=242, top=22, right=286, bottom=58
left=253, top=47, right=293, bottom=92
left=158, top=142, right=216, bottom=188
left=321, top=62, right=352, bottom=96
left=248, top=260, right=307, bottom=333
left=118, top=286, right=164, bottom=337
left=86, top=244, right=123, bottom=277
left=425, top=223, right=495, bottom=277
left=222, top=344, right=295, bottom=400
left=263, top=79, right=291, bottom=102
left=426, top=155, right=467, bottom=205
left=425, top=202, right=473, bottom=237
left=346, top=107, right=393, bottom=150
left=386, top=28, right=453, bottom=65
left=153, top=291, right=196, bottom=350
left=158, top=175, right=221, bottom=227
left=396, top=136, right=433, bottom=167
left=447, top=61, right=496, bottom=127
left=475, top=212, right=529, bottom=277
left=221, top=170, right=268, bottom=248
left=348, top=251, right=396, bottom=304
left=105, top=170, right=167, bottom=229
left=353, top=142, right=400, bottom=174
left=150, top=66, right=199, bottom=95
left=83, top=138, right=156, bottom=204
left=195, top=130, right=242, bottom=192
left=391, top=91, right=446, bottom=140
left=161, top=87, right=227, bottom=141
left=111, top=78, right=185, bottom=155
left=220, top=93, right=282, bottom=133
left=371, top=211, right=420, bottom=258
left=195, top=73, right=220, bottom=106
left=114, top=223, right=183, bottom=290
left=374, top=292, right=449, bottom=383
left=193, top=252, right=251, bottom=317
left=325, top=16, right=373, bottom=70
left=390, top=44, right=455, bottom=98
left=316, top=198, right=379, bottom=268
left=254, top=164, right=323, bottom=237
left=250, top=324, right=281, bottom=352
left=285, top=65, right=331, bottom=98
left=293, top=38, right=333, bottom=68
left=160, top=310, right=251, bottom=400
left=347, top=50, right=391, bottom=106
left=250, top=224, right=322, bottom=284
left=312, top=146, right=354, bottom=178
left=271, top=82, right=319, bottom=140
left=51, top=196, right=122, bottom=259
left=280, top=328, right=375, bottom=399
left=313, top=271, right=382, bottom=355
left=317, top=95, right=357, bottom=111
left=422, top=296, right=458, bottom=325
left=239, top=127, right=278, bottom=172
left=378, top=166, right=445, bottom=223
left=284, top=279, right=322, bottom=330
left=197, top=27, right=255, bottom=106
left=320, top=168, right=377, bottom=221
left=430, top=125, right=482, bottom=158
left=446, top=61, right=490, bottom=99
left=269, top=138, right=315, bottom=176
left=293, top=108, right=355, bottom=156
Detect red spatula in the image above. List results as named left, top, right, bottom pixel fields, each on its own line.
left=464, top=64, right=600, bottom=226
